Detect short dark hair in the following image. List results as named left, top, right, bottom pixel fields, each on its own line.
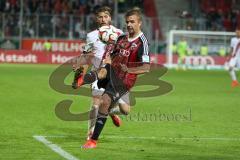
left=125, top=7, right=142, bottom=21
left=95, top=6, right=112, bottom=16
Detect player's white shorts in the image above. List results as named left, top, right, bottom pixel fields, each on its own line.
left=229, top=56, right=240, bottom=68
left=91, top=80, right=105, bottom=96
left=118, top=92, right=130, bottom=105
left=91, top=80, right=130, bottom=105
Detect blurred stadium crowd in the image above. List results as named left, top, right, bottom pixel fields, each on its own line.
left=0, top=0, right=143, bottom=15
left=0, top=0, right=240, bottom=40
left=170, top=0, right=240, bottom=32
left=0, top=0, right=142, bottom=38
left=193, top=0, right=240, bottom=31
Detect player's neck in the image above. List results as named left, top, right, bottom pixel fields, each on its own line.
left=129, top=31, right=142, bottom=40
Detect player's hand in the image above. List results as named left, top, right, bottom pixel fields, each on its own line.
left=120, top=64, right=128, bottom=72
left=72, top=64, right=78, bottom=71
left=82, top=42, right=94, bottom=53
left=72, top=64, right=84, bottom=72
left=103, top=54, right=112, bottom=64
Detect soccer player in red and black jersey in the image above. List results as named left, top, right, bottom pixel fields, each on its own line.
left=82, top=7, right=150, bottom=148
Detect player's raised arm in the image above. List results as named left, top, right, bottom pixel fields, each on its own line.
left=73, top=42, right=94, bottom=69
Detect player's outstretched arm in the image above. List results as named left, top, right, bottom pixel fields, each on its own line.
left=121, top=63, right=150, bottom=74
left=72, top=53, right=95, bottom=70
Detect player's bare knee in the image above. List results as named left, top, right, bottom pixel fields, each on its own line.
left=102, top=99, right=111, bottom=108
left=119, top=104, right=130, bottom=115
left=98, top=104, right=109, bottom=114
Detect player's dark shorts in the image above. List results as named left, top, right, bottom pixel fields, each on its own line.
left=97, top=64, right=128, bottom=102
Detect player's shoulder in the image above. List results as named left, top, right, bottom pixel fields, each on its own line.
left=139, top=33, right=148, bottom=42
left=115, top=33, right=128, bottom=43
left=231, top=37, right=239, bottom=42
left=86, top=29, right=99, bottom=42
left=87, top=29, right=98, bottom=38
left=139, top=33, right=149, bottom=46
left=87, top=29, right=98, bottom=37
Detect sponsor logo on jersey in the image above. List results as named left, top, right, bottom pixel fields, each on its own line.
left=130, top=43, right=138, bottom=50
left=119, top=49, right=130, bottom=57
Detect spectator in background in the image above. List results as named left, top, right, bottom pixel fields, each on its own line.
left=54, top=0, right=62, bottom=14
left=23, top=16, right=35, bottom=37
left=0, top=0, right=5, bottom=12
left=4, top=26, right=11, bottom=37
left=74, top=19, right=86, bottom=38
left=62, top=0, right=71, bottom=15
left=51, top=14, right=61, bottom=30
left=0, top=29, right=2, bottom=37
left=223, top=13, right=233, bottom=31
left=4, top=0, right=11, bottom=12
left=5, top=14, right=17, bottom=36
left=235, top=11, right=240, bottom=29
left=0, top=0, right=146, bottom=38
left=56, top=15, right=69, bottom=38
left=195, top=13, right=207, bottom=30
left=28, top=0, right=39, bottom=13
left=42, top=1, right=51, bottom=14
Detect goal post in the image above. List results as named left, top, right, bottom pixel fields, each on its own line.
left=167, top=30, right=235, bottom=69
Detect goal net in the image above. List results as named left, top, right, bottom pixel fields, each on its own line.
left=167, top=30, right=235, bottom=70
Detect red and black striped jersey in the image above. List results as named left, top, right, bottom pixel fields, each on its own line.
left=110, top=32, right=150, bottom=89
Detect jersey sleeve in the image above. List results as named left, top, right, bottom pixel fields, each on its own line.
left=86, top=33, right=92, bottom=43
left=138, top=34, right=150, bottom=63
left=230, top=38, right=235, bottom=48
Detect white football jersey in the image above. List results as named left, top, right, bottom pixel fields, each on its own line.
left=86, top=25, right=123, bottom=69
left=230, top=37, right=240, bottom=57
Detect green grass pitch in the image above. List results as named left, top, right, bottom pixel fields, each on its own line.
left=0, top=63, right=240, bottom=160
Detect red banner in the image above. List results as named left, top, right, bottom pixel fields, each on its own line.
left=22, top=39, right=85, bottom=53
left=150, top=54, right=228, bottom=66
left=0, top=50, right=79, bottom=64
left=0, top=50, right=228, bottom=66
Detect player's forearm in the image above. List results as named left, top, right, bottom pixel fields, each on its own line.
left=127, top=64, right=150, bottom=74
left=82, top=65, right=89, bottom=74
left=76, top=53, right=94, bottom=66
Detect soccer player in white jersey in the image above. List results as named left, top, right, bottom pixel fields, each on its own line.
left=228, top=28, right=240, bottom=87
left=73, top=6, right=123, bottom=140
